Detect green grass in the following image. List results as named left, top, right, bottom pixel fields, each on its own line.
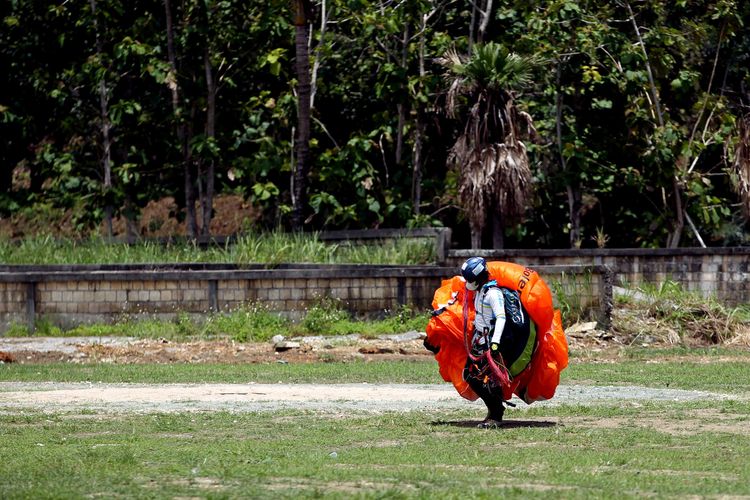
left=0, top=360, right=442, bottom=384
left=6, top=302, right=430, bottom=342
left=2, top=353, right=750, bottom=496
left=549, top=269, right=597, bottom=325
left=1, top=400, right=749, bottom=498
left=3, top=347, right=750, bottom=391
left=565, top=346, right=750, bottom=393
left=0, top=232, right=436, bottom=265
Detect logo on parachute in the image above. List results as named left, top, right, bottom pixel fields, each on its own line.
left=517, top=267, right=536, bottom=291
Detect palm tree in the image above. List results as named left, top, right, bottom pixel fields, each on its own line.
left=442, top=43, right=537, bottom=249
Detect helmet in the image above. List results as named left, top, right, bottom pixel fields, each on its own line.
left=461, top=257, right=488, bottom=290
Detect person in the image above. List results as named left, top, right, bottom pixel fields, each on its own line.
left=459, top=256, right=535, bottom=428
left=424, top=258, right=567, bottom=428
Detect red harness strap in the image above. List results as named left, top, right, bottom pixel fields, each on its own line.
left=462, top=288, right=511, bottom=389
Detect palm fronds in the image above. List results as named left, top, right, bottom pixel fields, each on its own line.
left=441, top=43, right=537, bottom=116
left=442, top=43, right=538, bottom=246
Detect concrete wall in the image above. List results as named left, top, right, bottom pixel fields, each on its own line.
left=0, top=265, right=448, bottom=332
left=0, top=263, right=607, bottom=333
left=450, top=248, right=750, bottom=306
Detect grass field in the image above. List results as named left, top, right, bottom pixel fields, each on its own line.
left=2, top=349, right=750, bottom=498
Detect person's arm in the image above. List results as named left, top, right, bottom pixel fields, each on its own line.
left=487, top=289, right=506, bottom=353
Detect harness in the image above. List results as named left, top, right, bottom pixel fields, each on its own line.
left=463, top=281, right=537, bottom=387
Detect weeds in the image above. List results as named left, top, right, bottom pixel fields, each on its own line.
left=8, top=300, right=430, bottom=342
left=615, top=280, right=749, bottom=344
left=0, top=232, right=436, bottom=265
left=549, top=270, right=597, bottom=326
left=299, top=297, right=351, bottom=334
left=205, top=305, right=287, bottom=343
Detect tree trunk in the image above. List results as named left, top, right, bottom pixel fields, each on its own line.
left=567, top=185, right=582, bottom=247
left=185, top=106, right=199, bottom=238
left=411, top=18, right=426, bottom=216
left=622, top=0, right=664, bottom=127
left=667, top=185, right=685, bottom=248
left=555, top=62, right=581, bottom=248
left=291, top=0, right=312, bottom=231
left=470, top=225, right=482, bottom=250
left=309, top=0, right=328, bottom=110
left=201, top=47, right=216, bottom=237
left=468, top=0, right=477, bottom=55
left=491, top=208, right=504, bottom=249
left=122, top=193, right=138, bottom=242
left=89, top=0, right=113, bottom=238
left=411, top=115, right=424, bottom=216
left=164, top=0, right=197, bottom=238
left=184, top=146, right=198, bottom=237
left=477, top=0, right=493, bottom=45
left=395, top=22, right=410, bottom=167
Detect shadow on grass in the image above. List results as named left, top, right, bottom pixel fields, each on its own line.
left=431, top=419, right=557, bottom=429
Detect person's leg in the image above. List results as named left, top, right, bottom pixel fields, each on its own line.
left=466, top=376, right=504, bottom=424
left=464, top=362, right=505, bottom=428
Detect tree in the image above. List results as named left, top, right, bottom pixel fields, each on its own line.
left=516, top=0, right=621, bottom=249
left=291, top=0, right=313, bottom=231
left=733, top=115, right=750, bottom=215
left=616, top=0, right=741, bottom=247
left=442, top=43, right=537, bottom=249
left=88, top=0, right=114, bottom=237
left=163, top=0, right=198, bottom=237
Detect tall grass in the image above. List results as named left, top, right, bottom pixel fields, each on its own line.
left=0, top=232, right=436, bottom=265
left=0, top=235, right=210, bottom=264
left=548, top=269, right=597, bottom=325
left=5, top=299, right=430, bottom=341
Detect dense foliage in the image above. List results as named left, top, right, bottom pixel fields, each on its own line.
left=2, top=0, right=750, bottom=248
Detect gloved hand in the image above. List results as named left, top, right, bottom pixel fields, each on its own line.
left=489, top=342, right=500, bottom=355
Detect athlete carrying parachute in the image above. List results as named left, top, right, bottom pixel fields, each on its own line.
left=423, top=257, right=568, bottom=428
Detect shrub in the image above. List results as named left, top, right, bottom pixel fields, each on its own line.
left=205, top=305, right=287, bottom=343
left=300, top=297, right=350, bottom=334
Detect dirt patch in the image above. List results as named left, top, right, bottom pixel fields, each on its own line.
left=2, top=333, right=747, bottom=416
left=0, top=194, right=259, bottom=239
left=0, top=382, right=737, bottom=414
left=3, top=329, right=749, bottom=368
left=110, top=195, right=259, bottom=238
left=0, top=335, right=431, bottom=365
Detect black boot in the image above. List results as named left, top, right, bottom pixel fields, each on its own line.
left=466, top=373, right=505, bottom=428
left=477, top=398, right=505, bottom=428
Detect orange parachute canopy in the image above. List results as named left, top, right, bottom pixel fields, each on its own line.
left=425, top=261, right=569, bottom=403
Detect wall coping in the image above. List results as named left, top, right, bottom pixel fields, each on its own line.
left=0, top=263, right=605, bottom=283
left=450, top=247, right=750, bottom=258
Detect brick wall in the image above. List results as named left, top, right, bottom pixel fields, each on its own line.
left=0, top=265, right=456, bottom=333
left=0, top=263, right=609, bottom=334
left=450, top=248, right=750, bottom=306
left=5, top=248, right=745, bottom=334
left=0, top=282, right=26, bottom=328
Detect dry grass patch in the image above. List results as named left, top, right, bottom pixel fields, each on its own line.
left=564, top=409, right=750, bottom=437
